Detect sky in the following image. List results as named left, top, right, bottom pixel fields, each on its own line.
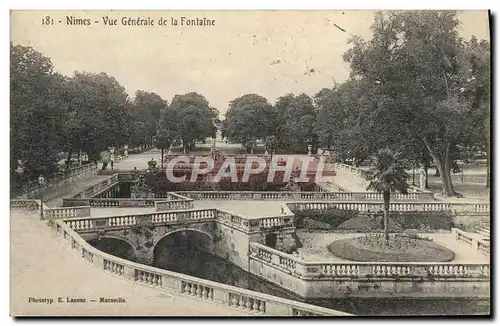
left=10, top=10, right=490, bottom=117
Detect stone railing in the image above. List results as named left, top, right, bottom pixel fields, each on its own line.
left=52, top=220, right=349, bottom=316
left=174, top=191, right=435, bottom=202
left=43, top=206, right=91, bottom=220
left=63, top=208, right=294, bottom=235
left=452, top=228, right=490, bottom=255
left=63, top=208, right=219, bottom=232
left=63, top=198, right=158, bottom=208
left=71, top=174, right=119, bottom=199
left=155, top=199, right=195, bottom=211
left=14, top=163, right=99, bottom=199
left=286, top=201, right=490, bottom=214
left=216, top=209, right=295, bottom=233
left=249, top=242, right=490, bottom=280
left=10, top=199, right=41, bottom=210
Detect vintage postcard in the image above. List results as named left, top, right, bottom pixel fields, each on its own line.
left=10, top=10, right=490, bottom=317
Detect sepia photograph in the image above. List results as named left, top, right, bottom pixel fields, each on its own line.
left=9, top=9, right=491, bottom=317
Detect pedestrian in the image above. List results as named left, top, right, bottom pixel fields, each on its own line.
left=110, top=154, right=115, bottom=170
left=281, top=206, right=285, bottom=215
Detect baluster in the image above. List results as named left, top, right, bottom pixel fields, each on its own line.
left=231, top=294, right=238, bottom=307
left=202, top=287, right=208, bottom=299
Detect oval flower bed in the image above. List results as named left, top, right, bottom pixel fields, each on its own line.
left=327, top=234, right=455, bottom=262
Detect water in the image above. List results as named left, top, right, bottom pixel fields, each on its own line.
left=153, top=241, right=490, bottom=316
left=90, top=238, right=490, bottom=316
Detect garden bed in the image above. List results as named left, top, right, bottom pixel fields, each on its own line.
left=327, top=234, right=455, bottom=262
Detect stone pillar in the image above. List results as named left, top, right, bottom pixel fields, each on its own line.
left=135, top=247, right=154, bottom=265
left=124, top=145, right=129, bottom=158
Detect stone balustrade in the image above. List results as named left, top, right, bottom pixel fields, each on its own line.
left=64, top=208, right=219, bottom=231
left=10, top=199, right=40, bottom=210
left=249, top=242, right=490, bottom=280
left=63, top=206, right=294, bottom=235
left=155, top=197, right=195, bottom=211
left=14, top=163, right=99, bottom=199
left=452, top=228, right=490, bottom=255
left=173, top=191, right=435, bottom=202
left=52, top=220, right=349, bottom=316
left=63, top=198, right=158, bottom=208
left=286, top=201, right=490, bottom=214
left=44, top=206, right=91, bottom=220
left=72, top=174, right=120, bottom=199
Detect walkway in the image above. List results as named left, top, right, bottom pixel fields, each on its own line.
left=193, top=200, right=290, bottom=218
left=10, top=209, right=248, bottom=316
left=114, top=149, right=163, bottom=170
left=92, top=201, right=289, bottom=218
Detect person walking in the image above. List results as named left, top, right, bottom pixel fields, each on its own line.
left=110, top=153, right=115, bottom=170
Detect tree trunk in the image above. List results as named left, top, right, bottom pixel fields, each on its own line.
left=161, top=148, right=164, bottom=168
left=66, top=150, right=73, bottom=166
left=383, top=191, right=390, bottom=241
left=422, top=137, right=456, bottom=196
left=424, top=159, right=430, bottom=189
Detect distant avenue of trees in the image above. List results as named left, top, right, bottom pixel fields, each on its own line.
left=10, top=42, right=219, bottom=193
left=221, top=11, right=490, bottom=196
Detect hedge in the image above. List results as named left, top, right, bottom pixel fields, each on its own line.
left=293, top=208, right=454, bottom=231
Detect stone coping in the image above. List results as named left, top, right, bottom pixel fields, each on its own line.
left=52, top=219, right=351, bottom=317
left=249, top=242, right=490, bottom=280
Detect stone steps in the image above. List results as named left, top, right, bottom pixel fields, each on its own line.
left=476, top=228, right=490, bottom=239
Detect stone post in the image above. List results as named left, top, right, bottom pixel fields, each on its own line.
left=124, top=145, right=128, bottom=158
left=135, top=248, right=154, bottom=265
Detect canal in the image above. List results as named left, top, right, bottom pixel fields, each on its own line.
left=90, top=237, right=490, bottom=316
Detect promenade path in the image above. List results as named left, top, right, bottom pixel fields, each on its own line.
left=10, top=210, right=247, bottom=316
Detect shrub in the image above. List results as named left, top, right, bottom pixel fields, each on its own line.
left=294, top=208, right=454, bottom=231
left=294, top=208, right=358, bottom=229
left=389, top=211, right=453, bottom=230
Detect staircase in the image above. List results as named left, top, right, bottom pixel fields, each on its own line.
left=475, top=223, right=490, bottom=241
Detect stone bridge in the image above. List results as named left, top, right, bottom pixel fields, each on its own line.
left=63, top=207, right=297, bottom=270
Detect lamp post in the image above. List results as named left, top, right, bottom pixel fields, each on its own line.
left=38, top=174, right=45, bottom=220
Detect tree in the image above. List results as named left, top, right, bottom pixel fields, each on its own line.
left=459, top=36, right=490, bottom=187
left=132, top=91, right=165, bottom=147
left=10, top=43, right=66, bottom=181
left=276, top=93, right=317, bottom=153
left=344, top=11, right=485, bottom=196
left=66, top=72, right=131, bottom=161
left=170, top=93, right=218, bottom=153
left=156, top=102, right=177, bottom=167
left=366, top=148, right=410, bottom=240
left=224, top=94, right=275, bottom=153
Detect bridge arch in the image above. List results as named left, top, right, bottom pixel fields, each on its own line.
left=152, top=228, right=215, bottom=249
left=86, top=235, right=137, bottom=261
left=85, top=234, right=137, bottom=249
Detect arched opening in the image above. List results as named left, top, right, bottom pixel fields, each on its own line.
left=153, top=229, right=220, bottom=278
left=87, top=237, right=136, bottom=261
left=265, top=233, right=278, bottom=249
